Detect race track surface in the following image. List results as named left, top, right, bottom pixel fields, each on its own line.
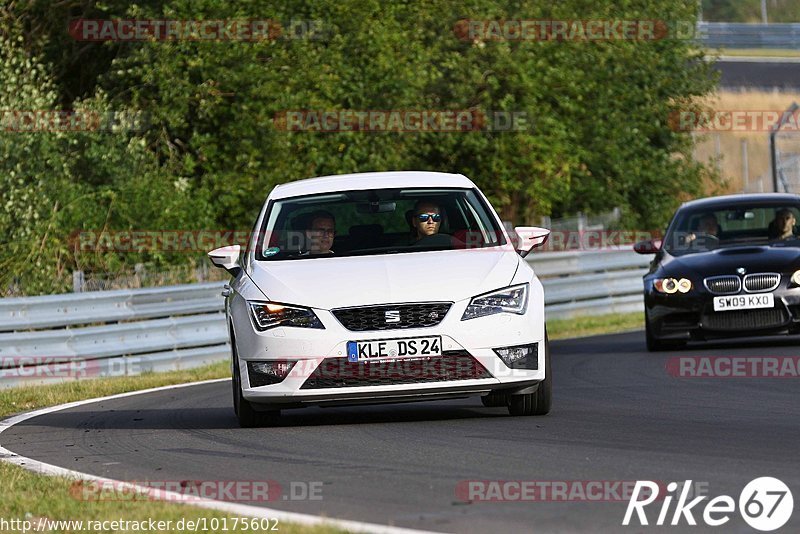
left=3, top=331, right=799, bottom=533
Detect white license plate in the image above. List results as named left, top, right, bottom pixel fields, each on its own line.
left=713, top=293, right=774, bottom=312
left=347, top=336, right=442, bottom=362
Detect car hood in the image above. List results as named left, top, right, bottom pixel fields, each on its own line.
left=246, top=249, right=520, bottom=309
left=660, top=245, right=800, bottom=278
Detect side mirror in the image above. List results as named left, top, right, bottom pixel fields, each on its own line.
left=514, top=226, right=550, bottom=257
left=208, top=244, right=242, bottom=275
left=634, top=239, right=662, bottom=254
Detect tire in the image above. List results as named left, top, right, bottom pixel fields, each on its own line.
left=481, top=391, right=508, bottom=407
left=231, top=330, right=280, bottom=428
left=645, top=311, right=685, bottom=352
left=507, top=331, right=551, bottom=416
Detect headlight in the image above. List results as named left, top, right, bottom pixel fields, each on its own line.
left=461, top=283, right=529, bottom=321
left=791, top=270, right=800, bottom=287
left=654, top=278, right=692, bottom=294
left=248, top=301, right=324, bottom=331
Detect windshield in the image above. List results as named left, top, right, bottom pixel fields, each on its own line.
left=255, top=187, right=507, bottom=260
left=663, top=203, right=800, bottom=256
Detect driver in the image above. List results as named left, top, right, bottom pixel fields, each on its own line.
left=685, top=213, right=719, bottom=244
left=411, top=200, right=441, bottom=241
left=770, top=208, right=796, bottom=240
left=303, top=210, right=336, bottom=254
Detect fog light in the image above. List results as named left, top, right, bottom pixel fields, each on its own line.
left=494, top=343, right=538, bottom=369
left=247, top=360, right=297, bottom=387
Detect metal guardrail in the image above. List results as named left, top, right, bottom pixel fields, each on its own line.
left=0, top=250, right=647, bottom=388
left=698, top=22, right=800, bottom=50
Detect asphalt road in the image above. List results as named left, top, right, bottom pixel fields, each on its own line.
left=715, top=58, right=800, bottom=90
left=3, top=331, right=800, bottom=533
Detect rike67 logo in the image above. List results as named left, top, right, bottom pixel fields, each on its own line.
left=623, top=478, right=793, bottom=531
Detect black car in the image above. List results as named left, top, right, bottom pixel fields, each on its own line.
left=635, top=193, right=800, bottom=351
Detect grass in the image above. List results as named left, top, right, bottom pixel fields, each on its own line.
left=548, top=311, right=643, bottom=340
left=0, top=360, right=230, bottom=420
left=0, top=312, right=641, bottom=532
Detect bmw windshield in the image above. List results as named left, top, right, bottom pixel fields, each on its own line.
left=663, top=202, right=800, bottom=256
left=255, top=188, right=507, bottom=260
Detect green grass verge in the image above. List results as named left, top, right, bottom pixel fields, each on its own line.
left=548, top=311, right=643, bottom=340
left=0, top=312, right=641, bottom=532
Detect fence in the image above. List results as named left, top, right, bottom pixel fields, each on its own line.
left=0, top=250, right=648, bottom=388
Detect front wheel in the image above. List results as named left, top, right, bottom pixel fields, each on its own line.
left=231, top=333, right=280, bottom=428
left=507, top=332, right=551, bottom=416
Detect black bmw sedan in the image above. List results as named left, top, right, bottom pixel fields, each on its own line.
left=635, top=193, right=800, bottom=351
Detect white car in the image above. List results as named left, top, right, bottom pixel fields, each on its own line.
left=208, top=171, right=551, bottom=427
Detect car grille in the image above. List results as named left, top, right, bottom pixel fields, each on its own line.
left=702, top=308, right=788, bottom=331
left=331, top=303, right=451, bottom=331
left=704, top=276, right=741, bottom=295
left=743, top=273, right=780, bottom=293
left=300, top=351, right=492, bottom=389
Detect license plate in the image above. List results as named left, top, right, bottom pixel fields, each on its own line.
left=347, top=336, right=442, bottom=362
left=713, top=293, right=774, bottom=312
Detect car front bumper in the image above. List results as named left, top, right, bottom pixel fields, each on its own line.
left=229, top=283, right=546, bottom=406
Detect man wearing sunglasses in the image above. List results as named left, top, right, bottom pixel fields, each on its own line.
left=411, top=200, right=442, bottom=242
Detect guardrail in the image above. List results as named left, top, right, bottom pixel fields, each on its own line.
left=0, top=250, right=647, bottom=388
left=699, top=22, right=800, bottom=50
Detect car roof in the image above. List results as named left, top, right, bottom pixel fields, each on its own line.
left=269, top=171, right=475, bottom=199
left=680, top=193, right=800, bottom=211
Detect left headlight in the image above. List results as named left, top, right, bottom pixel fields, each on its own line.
left=654, top=278, right=692, bottom=294
left=248, top=301, right=324, bottom=331
left=461, top=283, right=529, bottom=321
left=791, top=269, right=800, bottom=287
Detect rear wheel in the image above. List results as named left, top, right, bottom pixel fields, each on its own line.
left=231, top=332, right=280, bottom=428
left=507, top=332, right=551, bottom=416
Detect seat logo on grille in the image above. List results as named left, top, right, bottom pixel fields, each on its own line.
left=385, top=310, right=401, bottom=323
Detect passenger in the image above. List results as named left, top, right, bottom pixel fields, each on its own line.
left=769, top=208, right=797, bottom=240
left=411, top=200, right=442, bottom=241
left=304, top=210, right=336, bottom=254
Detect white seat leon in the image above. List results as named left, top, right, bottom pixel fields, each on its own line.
left=209, top=171, right=551, bottom=427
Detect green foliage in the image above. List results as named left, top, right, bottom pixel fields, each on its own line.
left=0, top=0, right=719, bottom=294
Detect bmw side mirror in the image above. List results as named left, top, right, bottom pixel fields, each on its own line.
left=634, top=239, right=662, bottom=254
left=208, top=244, right=242, bottom=276
left=514, top=226, right=550, bottom=258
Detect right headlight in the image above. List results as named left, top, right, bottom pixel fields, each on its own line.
left=248, top=301, right=324, bottom=331
left=461, top=283, right=529, bottom=321
left=790, top=269, right=800, bottom=287
left=654, top=278, right=692, bottom=294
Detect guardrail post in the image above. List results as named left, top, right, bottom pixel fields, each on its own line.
left=72, top=270, right=85, bottom=293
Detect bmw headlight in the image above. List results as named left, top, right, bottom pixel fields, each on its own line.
left=791, top=269, right=800, bottom=287
left=461, top=283, right=529, bottom=321
left=654, top=278, right=692, bottom=294
left=248, top=301, right=324, bottom=331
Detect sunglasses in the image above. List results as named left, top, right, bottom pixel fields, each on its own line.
left=416, top=213, right=442, bottom=223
